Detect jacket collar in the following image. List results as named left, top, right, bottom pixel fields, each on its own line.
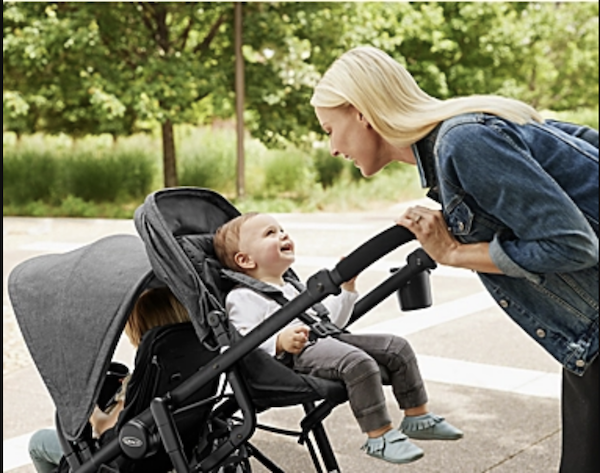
left=411, top=123, right=442, bottom=202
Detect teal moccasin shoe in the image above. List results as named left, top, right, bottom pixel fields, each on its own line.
left=361, top=429, right=424, bottom=464
left=400, top=413, right=463, bottom=440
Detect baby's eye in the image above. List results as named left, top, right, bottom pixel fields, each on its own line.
left=266, top=229, right=275, bottom=235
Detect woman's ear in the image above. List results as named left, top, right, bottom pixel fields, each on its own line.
left=234, top=252, right=255, bottom=270
left=358, top=111, right=371, bottom=129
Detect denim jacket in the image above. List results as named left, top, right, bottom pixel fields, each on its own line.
left=412, top=113, right=599, bottom=375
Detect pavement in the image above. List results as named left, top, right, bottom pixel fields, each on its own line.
left=3, top=199, right=563, bottom=473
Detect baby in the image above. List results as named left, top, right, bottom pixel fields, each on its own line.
left=213, top=212, right=462, bottom=465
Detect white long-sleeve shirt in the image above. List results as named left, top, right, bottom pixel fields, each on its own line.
left=226, top=282, right=359, bottom=356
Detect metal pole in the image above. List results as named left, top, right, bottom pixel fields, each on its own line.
left=234, top=2, right=245, bottom=199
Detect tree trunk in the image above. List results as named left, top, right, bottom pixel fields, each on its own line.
left=162, top=119, right=178, bottom=188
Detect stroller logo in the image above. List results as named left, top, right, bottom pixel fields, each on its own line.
left=122, top=436, right=144, bottom=448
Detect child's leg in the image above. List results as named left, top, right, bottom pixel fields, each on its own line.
left=335, top=333, right=428, bottom=409
left=335, top=333, right=463, bottom=441
left=294, top=337, right=424, bottom=464
left=293, top=337, right=391, bottom=434
left=28, top=428, right=63, bottom=473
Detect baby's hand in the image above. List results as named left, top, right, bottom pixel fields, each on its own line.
left=341, top=276, right=357, bottom=293
left=339, top=256, right=359, bottom=293
left=277, top=325, right=310, bottom=355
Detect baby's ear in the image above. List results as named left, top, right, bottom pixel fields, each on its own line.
left=234, top=252, right=256, bottom=270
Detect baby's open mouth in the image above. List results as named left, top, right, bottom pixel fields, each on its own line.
left=281, top=243, right=293, bottom=252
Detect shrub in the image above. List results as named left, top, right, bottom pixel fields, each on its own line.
left=3, top=150, right=58, bottom=205
left=64, top=150, right=155, bottom=202
left=178, top=129, right=237, bottom=193
left=261, top=148, right=316, bottom=199
left=312, top=147, right=345, bottom=188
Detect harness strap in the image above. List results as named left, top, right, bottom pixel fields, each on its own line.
left=221, top=269, right=343, bottom=339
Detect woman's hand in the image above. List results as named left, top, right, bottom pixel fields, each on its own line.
left=396, top=206, right=459, bottom=266
left=276, top=325, right=310, bottom=355
left=396, top=205, right=502, bottom=274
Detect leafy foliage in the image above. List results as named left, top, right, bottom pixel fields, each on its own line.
left=312, top=146, right=345, bottom=189
left=3, top=143, right=156, bottom=205
left=3, top=1, right=599, bottom=193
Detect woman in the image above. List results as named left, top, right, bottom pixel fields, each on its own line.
left=310, top=45, right=598, bottom=473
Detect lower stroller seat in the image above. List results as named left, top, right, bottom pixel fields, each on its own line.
left=99, top=321, right=221, bottom=473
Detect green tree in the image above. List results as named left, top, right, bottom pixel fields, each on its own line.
left=4, top=2, right=232, bottom=186
left=346, top=2, right=598, bottom=110
left=3, top=2, right=354, bottom=186
left=4, top=1, right=598, bottom=193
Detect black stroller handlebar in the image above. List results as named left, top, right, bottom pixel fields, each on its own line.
left=331, top=224, right=415, bottom=285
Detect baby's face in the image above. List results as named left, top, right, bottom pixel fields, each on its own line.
left=237, top=214, right=295, bottom=278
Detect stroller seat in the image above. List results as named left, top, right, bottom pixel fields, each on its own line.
left=102, top=321, right=221, bottom=473
left=132, top=187, right=425, bottom=472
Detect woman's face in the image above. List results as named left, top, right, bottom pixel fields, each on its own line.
left=315, top=105, right=392, bottom=177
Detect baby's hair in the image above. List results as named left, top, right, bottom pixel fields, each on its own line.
left=213, top=212, right=259, bottom=271
left=125, top=287, right=189, bottom=347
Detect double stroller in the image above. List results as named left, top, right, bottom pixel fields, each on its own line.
left=9, top=187, right=437, bottom=472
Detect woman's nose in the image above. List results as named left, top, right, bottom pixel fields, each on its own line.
left=329, top=141, right=340, bottom=157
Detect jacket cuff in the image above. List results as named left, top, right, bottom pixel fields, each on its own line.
left=489, top=234, right=540, bottom=282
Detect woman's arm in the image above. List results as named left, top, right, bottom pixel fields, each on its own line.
left=411, top=122, right=598, bottom=276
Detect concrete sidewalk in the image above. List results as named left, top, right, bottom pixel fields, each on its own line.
left=3, top=210, right=562, bottom=472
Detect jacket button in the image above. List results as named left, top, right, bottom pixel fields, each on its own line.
left=535, top=328, right=546, bottom=338
left=457, top=221, right=465, bottom=232
left=499, top=299, right=509, bottom=308
left=576, top=359, right=585, bottom=368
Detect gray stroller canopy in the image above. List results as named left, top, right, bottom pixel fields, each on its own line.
left=8, top=234, right=155, bottom=441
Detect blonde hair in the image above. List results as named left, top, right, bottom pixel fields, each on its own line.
left=310, top=46, right=543, bottom=147
left=213, top=212, right=259, bottom=272
left=125, top=287, right=190, bottom=347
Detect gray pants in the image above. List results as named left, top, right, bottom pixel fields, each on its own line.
left=292, top=333, right=428, bottom=433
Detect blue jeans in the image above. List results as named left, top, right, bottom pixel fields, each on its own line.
left=29, top=428, right=62, bottom=473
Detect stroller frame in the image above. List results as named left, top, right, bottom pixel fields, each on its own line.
left=10, top=187, right=436, bottom=473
